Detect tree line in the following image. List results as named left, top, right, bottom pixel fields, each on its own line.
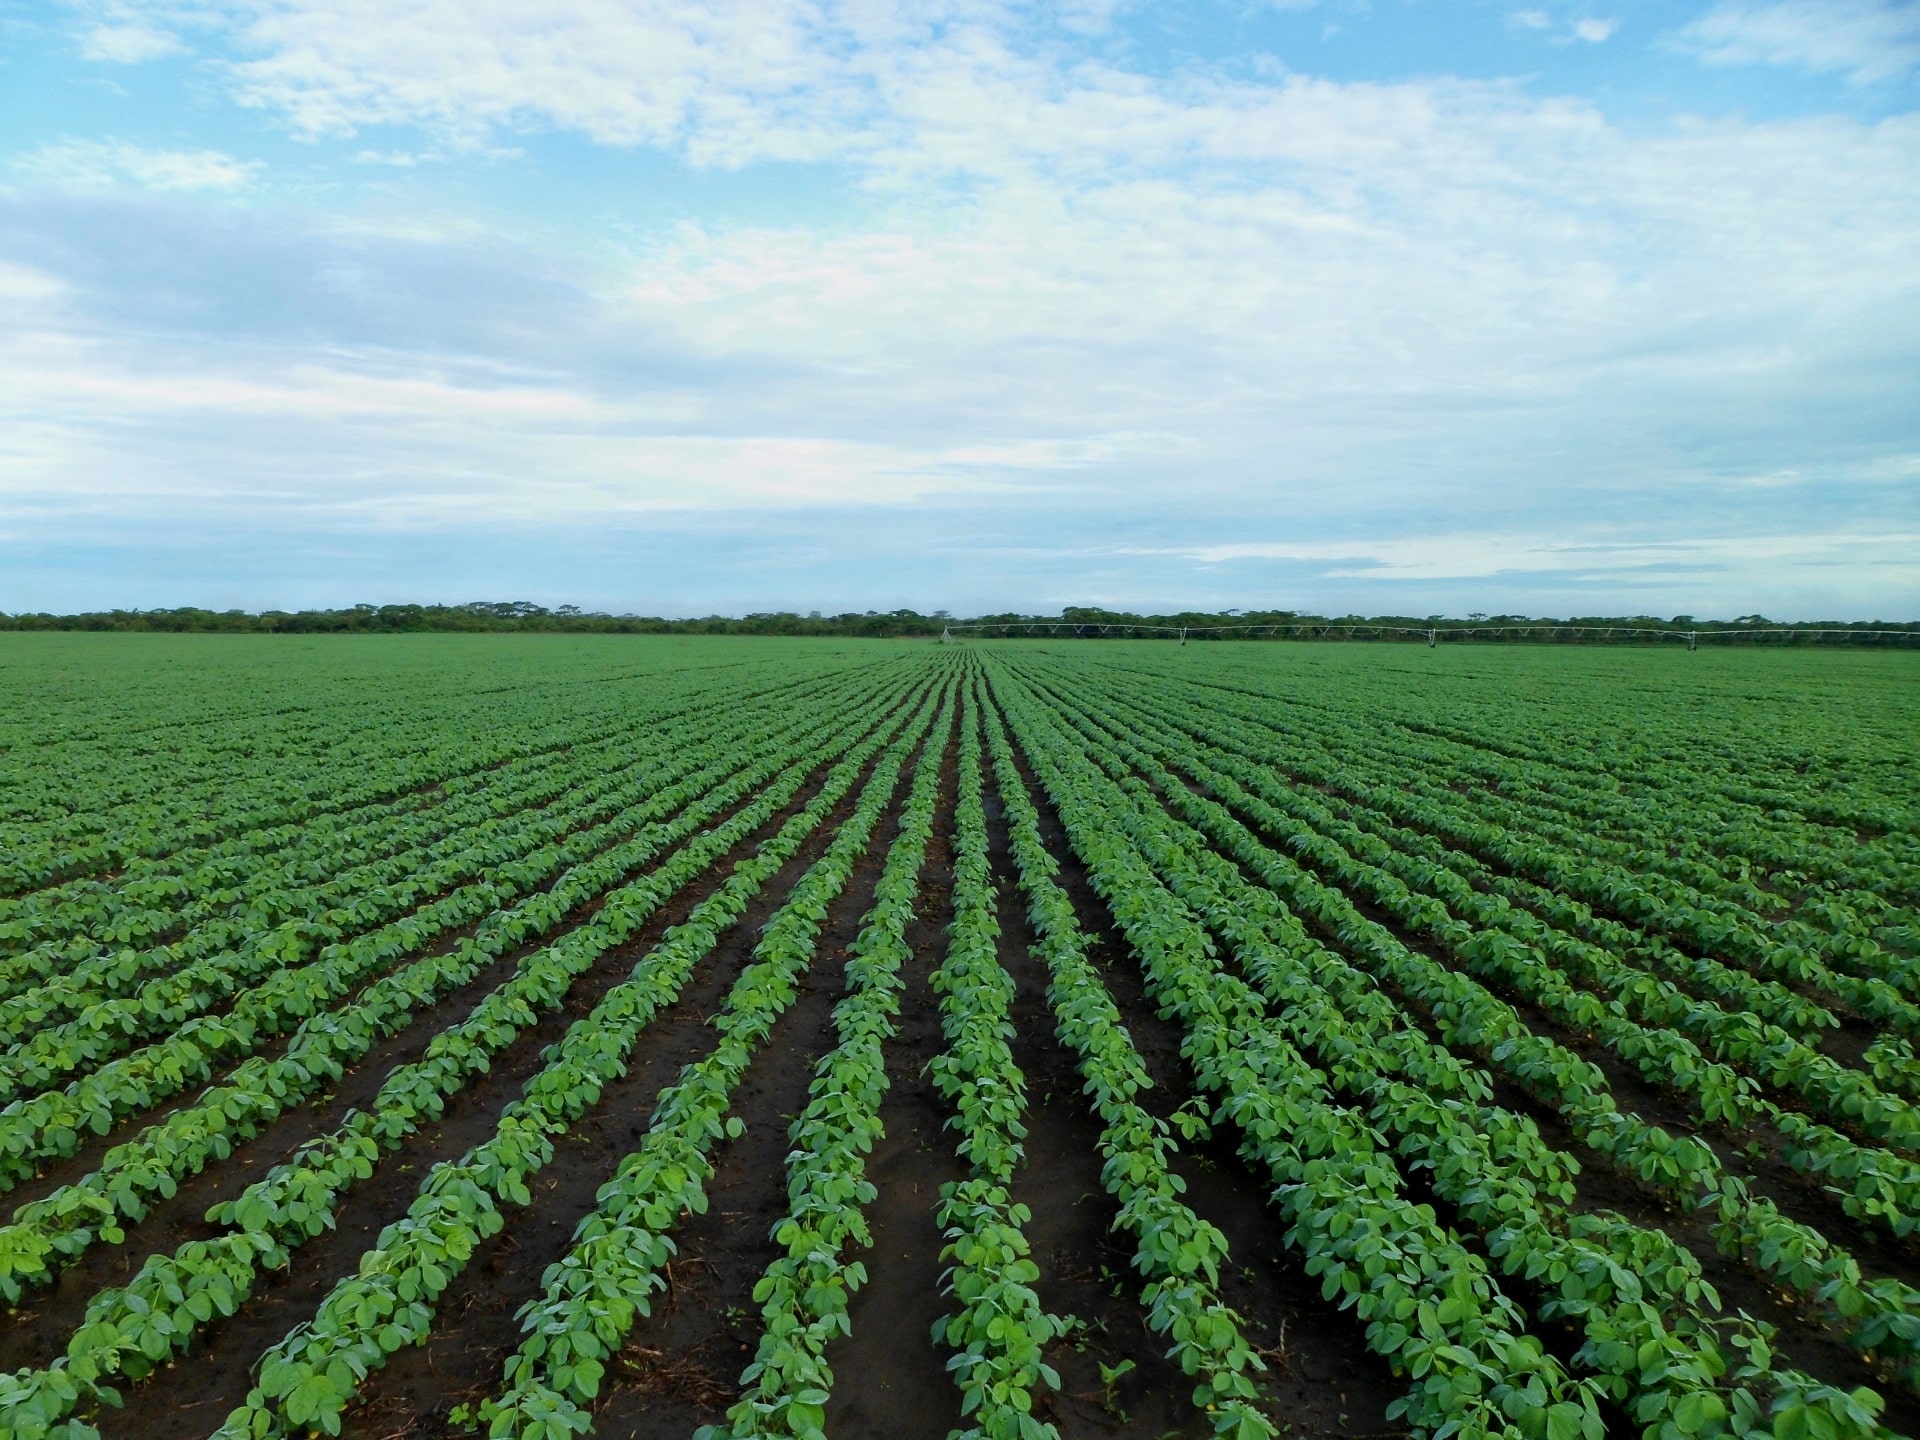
left=0, top=602, right=1914, bottom=643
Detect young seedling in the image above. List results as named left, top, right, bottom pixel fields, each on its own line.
left=1096, top=1358, right=1137, bottom=1423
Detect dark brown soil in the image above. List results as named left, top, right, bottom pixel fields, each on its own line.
left=26, top=656, right=1919, bottom=1440
left=1000, top=672, right=1920, bottom=1428
left=3, top=752, right=727, bottom=1210
left=986, top=702, right=1406, bottom=1439
left=80, top=727, right=901, bottom=1440
left=1816, top=1015, right=1879, bottom=1070
left=0, top=747, right=839, bottom=1377
left=819, top=740, right=972, bottom=1439
left=338, top=718, right=927, bottom=1440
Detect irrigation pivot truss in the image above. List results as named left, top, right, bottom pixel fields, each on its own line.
left=938, top=622, right=1920, bottom=649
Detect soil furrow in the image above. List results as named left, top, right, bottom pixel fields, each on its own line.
left=89, top=729, right=902, bottom=1440
left=817, top=741, right=969, bottom=1439
left=0, top=741, right=854, bottom=1373
left=338, top=726, right=920, bottom=1440
left=996, top=724, right=1405, bottom=1438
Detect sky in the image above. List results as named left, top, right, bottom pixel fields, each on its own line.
left=1, top=0, right=1917, bottom=620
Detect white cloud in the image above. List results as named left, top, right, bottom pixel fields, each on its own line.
left=6, top=58, right=1917, bottom=537
left=608, top=90, right=1920, bottom=452
left=0, top=312, right=1178, bottom=520
left=1678, top=0, right=1920, bottom=85
left=1510, top=9, right=1618, bottom=46
left=1122, top=532, right=1920, bottom=582
left=78, top=21, right=186, bottom=61
left=13, top=139, right=261, bottom=191
left=8, top=0, right=1918, bottom=613
left=63, top=0, right=213, bottom=62
left=0, top=262, right=67, bottom=307
left=210, top=0, right=879, bottom=155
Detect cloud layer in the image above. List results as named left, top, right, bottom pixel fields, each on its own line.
left=3, top=0, right=1917, bottom=616
left=1679, top=1, right=1920, bottom=85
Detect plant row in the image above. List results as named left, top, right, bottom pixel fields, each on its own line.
left=916, top=685, right=1069, bottom=1440
left=0, top=671, right=914, bottom=1304
left=1055, top=669, right=1920, bottom=1162
left=977, top=687, right=1278, bottom=1440
left=473, top=684, right=949, bottom=1440
left=703, top=682, right=956, bottom=1438
left=989, top=670, right=1610, bottom=1440
left=0, top=661, right=844, bottom=966
left=0, top=689, right=915, bottom=1440
left=194, top=678, right=946, bottom=1440
left=1025, top=675, right=1882, bottom=1440
left=1002, top=660, right=1920, bottom=1394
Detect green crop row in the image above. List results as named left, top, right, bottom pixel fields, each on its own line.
left=0, top=660, right=843, bottom=967
left=1022, top=671, right=1883, bottom=1438
left=920, top=680, right=1070, bottom=1440
left=0, top=669, right=873, bottom=1101
left=1033, top=664, right=1920, bottom=1209
left=0, top=695, right=812, bottom=1300
left=0, top=677, right=924, bottom=1438
left=977, top=684, right=1276, bottom=1440
left=1008, top=655, right=1920, bottom=1399
left=707, top=679, right=956, bottom=1439
left=205, top=680, right=943, bottom=1440
left=1037, top=657, right=1920, bottom=1395
left=23, top=691, right=893, bottom=1415
left=475, top=680, right=950, bottom=1440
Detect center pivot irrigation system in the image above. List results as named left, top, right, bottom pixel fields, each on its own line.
left=938, top=622, right=1920, bottom=649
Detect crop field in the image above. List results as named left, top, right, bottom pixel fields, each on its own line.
left=2, top=635, right=1918, bottom=1440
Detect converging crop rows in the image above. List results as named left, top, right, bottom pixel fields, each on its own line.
left=0, top=634, right=1915, bottom=1440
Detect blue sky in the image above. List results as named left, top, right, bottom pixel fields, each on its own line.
left=2, top=0, right=1916, bottom=619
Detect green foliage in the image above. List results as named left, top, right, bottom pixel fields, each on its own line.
left=2, top=636, right=1915, bottom=1440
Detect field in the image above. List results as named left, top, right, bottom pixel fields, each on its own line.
left=1, top=635, right=1917, bottom=1440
